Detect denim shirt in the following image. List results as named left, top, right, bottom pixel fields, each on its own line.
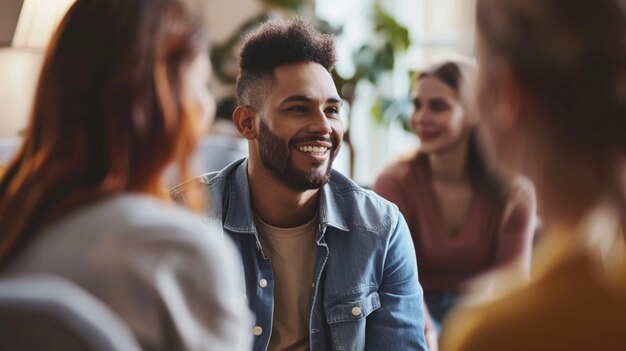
left=172, top=158, right=427, bottom=351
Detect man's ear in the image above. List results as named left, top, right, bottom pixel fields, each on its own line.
left=233, top=106, right=257, bottom=140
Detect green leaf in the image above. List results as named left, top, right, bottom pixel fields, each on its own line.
left=371, top=97, right=385, bottom=124
left=373, top=4, right=410, bottom=52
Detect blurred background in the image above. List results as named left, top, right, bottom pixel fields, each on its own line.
left=0, top=0, right=476, bottom=185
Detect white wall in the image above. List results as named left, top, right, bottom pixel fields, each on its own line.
left=202, top=0, right=264, bottom=43
left=0, top=48, right=43, bottom=137
left=0, top=0, right=71, bottom=138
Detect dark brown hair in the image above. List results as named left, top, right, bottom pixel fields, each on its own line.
left=0, top=0, right=208, bottom=265
left=236, top=18, right=336, bottom=108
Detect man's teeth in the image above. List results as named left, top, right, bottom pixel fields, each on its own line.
left=297, top=146, right=328, bottom=154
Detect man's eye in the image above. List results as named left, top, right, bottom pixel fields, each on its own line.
left=325, top=106, right=340, bottom=115
left=288, top=106, right=308, bottom=113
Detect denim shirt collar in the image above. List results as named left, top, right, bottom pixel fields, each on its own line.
left=222, top=159, right=349, bottom=234
left=319, top=180, right=349, bottom=231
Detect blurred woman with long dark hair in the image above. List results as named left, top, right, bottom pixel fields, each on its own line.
left=0, top=0, right=251, bottom=349
left=373, top=57, right=536, bottom=347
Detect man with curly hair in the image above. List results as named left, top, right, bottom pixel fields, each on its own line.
left=173, top=18, right=427, bottom=351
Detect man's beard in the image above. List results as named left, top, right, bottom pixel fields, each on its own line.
left=258, top=119, right=338, bottom=191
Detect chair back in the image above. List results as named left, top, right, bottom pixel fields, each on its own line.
left=0, top=274, right=141, bottom=351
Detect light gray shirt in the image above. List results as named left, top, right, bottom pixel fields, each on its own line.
left=6, top=194, right=252, bottom=351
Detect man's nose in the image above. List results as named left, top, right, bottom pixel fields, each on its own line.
left=309, top=109, right=332, bottom=135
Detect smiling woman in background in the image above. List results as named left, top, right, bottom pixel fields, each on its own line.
left=0, top=0, right=251, bottom=349
left=373, top=57, right=536, bottom=347
left=440, top=0, right=626, bottom=349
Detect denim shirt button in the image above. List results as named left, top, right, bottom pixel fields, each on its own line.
left=252, top=326, right=263, bottom=336
left=259, top=279, right=268, bottom=288
left=311, top=328, right=319, bottom=334
left=351, top=306, right=362, bottom=317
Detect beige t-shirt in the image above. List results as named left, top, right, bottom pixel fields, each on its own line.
left=254, top=213, right=318, bottom=351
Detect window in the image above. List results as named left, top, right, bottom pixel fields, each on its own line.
left=316, top=0, right=476, bottom=185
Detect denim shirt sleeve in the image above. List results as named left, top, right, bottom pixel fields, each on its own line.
left=365, top=214, right=427, bottom=350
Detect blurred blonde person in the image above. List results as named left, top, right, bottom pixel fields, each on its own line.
left=440, top=0, right=626, bottom=350
left=0, top=0, right=251, bottom=349
left=373, top=58, right=536, bottom=349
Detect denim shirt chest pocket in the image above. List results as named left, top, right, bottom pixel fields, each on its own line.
left=325, top=287, right=381, bottom=351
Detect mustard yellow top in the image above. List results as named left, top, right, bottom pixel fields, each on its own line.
left=440, top=203, right=626, bottom=351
